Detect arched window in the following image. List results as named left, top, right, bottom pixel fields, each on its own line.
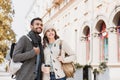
left=117, top=18, right=120, bottom=62
left=83, top=26, right=90, bottom=62
left=113, top=12, right=120, bottom=62
left=99, top=22, right=108, bottom=61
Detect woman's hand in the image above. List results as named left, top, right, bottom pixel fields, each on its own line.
left=57, top=56, right=64, bottom=62
left=41, top=64, right=50, bottom=74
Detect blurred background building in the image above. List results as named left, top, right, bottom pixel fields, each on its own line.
left=25, top=0, right=120, bottom=80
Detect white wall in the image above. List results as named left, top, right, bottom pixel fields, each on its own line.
left=26, top=0, right=120, bottom=79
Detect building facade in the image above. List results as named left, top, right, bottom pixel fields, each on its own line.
left=26, top=0, right=120, bottom=80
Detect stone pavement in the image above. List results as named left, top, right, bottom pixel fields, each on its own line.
left=67, top=69, right=82, bottom=80
left=0, top=69, right=82, bottom=80
left=0, top=71, right=15, bottom=80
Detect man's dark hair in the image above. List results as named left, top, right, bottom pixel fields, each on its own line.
left=30, top=17, right=42, bottom=25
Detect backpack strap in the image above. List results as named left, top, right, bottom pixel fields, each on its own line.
left=10, top=43, right=16, bottom=59
left=25, top=35, right=32, bottom=41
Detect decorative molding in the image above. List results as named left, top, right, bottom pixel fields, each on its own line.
left=80, top=36, right=89, bottom=41
left=75, top=29, right=77, bottom=32
left=107, top=27, right=117, bottom=33
left=74, top=7, right=78, bottom=10
left=74, top=18, right=78, bottom=22
left=92, top=31, right=108, bottom=37
left=92, top=33, right=99, bottom=37
left=80, top=37, right=86, bottom=41
left=97, top=4, right=102, bottom=9
left=84, top=0, right=88, bottom=3
left=46, top=8, right=51, bottom=13
left=68, top=22, right=70, bottom=25
left=64, top=24, right=67, bottom=27
left=53, top=0, right=63, bottom=6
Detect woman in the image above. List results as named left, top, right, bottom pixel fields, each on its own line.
left=42, top=25, right=76, bottom=80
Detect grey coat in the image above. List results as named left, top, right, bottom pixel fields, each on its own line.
left=13, top=35, right=37, bottom=80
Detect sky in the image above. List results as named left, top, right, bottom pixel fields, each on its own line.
left=12, top=0, right=34, bottom=41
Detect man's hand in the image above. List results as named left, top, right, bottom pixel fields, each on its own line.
left=33, top=47, right=40, bottom=55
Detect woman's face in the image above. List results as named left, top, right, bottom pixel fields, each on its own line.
left=45, top=28, right=55, bottom=39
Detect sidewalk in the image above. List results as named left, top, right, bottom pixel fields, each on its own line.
left=0, top=71, right=15, bottom=80
left=0, top=69, right=81, bottom=80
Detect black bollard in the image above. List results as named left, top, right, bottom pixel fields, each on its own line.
left=93, top=68, right=97, bottom=80
left=83, top=65, right=92, bottom=80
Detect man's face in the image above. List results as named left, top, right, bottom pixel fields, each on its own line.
left=31, top=20, right=43, bottom=34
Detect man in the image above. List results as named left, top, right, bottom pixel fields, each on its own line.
left=13, top=17, right=44, bottom=80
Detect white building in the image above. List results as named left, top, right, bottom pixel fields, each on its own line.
left=26, top=0, right=120, bottom=80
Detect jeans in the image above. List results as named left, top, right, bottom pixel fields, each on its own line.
left=50, top=72, right=66, bottom=80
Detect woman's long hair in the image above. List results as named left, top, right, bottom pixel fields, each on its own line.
left=43, top=29, right=59, bottom=48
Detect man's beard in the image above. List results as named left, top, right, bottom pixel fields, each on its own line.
left=36, top=31, right=41, bottom=34
left=33, top=28, right=42, bottom=34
